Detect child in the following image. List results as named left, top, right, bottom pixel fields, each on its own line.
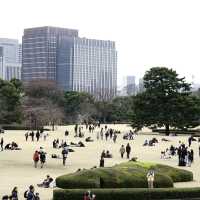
left=35, top=193, right=40, bottom=200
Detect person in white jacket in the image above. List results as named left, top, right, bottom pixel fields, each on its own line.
left=147, top=170, right=155, bottom=188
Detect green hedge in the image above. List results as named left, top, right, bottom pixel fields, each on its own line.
left=152, top=129, right=200, bottom=135
left=53, top=188, right=200, bottom=200
left=1, top=125, right=50, bottom=131
left=56, top=162, right=193, bottom=189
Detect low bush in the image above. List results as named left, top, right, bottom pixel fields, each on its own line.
left=53, top=188, right=200, bottom=200
left=116, top=162, right=193, bottom=182
left=1, top=125, right=50, bottom=131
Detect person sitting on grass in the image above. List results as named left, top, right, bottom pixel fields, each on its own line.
left=37, top=175, right=54, bottom=188
left=4, top=142, right=21, bottom=150
left=143, top=140, right=148, bottom=146
left=161, top=138, right=170, bottom=142
left=85, top=137, right=94, bottom=142
left=2, top=195, right=11, bottom=200
left=70, top=141, right=85, bottom=147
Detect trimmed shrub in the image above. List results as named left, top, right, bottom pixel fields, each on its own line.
left=1, top=125, right=50, bottom=131
left=154, top=164, right=193, bottom=182
left=117, top=162, right=193, bottom=182
left=53, top=188, right=200, bottom=200
left=56, top=161, right=193, bottom=189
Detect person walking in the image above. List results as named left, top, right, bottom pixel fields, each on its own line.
left=62, top=147, right=69, bottom=166
left=74, top=124, right=78, bottom=137
left=0, top=137, right=4, bottom=151
left=147, top=170, right=155, bottom=188
left=11, top=187, right=18, bottom=200
left=40, top=151, right=46, bottom=168
left=43, top=132, right=47, bottom=141
left=120, top=145, right=125, bottom=158
left=199, top=146, right=200, bottom=157
left=25, top=132, right=29, bottom=141
left=100, top=128, right=104, bottom=140
left=27, top=185, right=35, bottom=200
left=126, top=143, right=131, bottom=159
left=31, top=131, right=34, bottom=142
left=99, top=156, right=104, bottom=167
left=36, top=131, right=40, bottom=142
left=96, top=131, right=100, bottom=140
left=33, top=151, right=40, bottom=168
left=113, top=133, right=117, bottom=143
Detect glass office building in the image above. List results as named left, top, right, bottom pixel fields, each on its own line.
left=22, top=26, right=117, bottom=99
left=72, top=38, right=117, bottom=99
left=0, top=38, right=22, bottom=80
left=22, top=26, right=78, bottom=81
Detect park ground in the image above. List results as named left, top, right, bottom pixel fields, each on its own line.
left=0, top=124, right=200, bottom=199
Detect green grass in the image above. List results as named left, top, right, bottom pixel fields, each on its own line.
left=56, top=161, right=193, bottom=189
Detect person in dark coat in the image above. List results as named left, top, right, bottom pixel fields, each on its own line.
left=126, top=143, right=131, bottom=159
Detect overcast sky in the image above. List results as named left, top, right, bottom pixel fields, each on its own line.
left=1, top=0, right=200, bottom=85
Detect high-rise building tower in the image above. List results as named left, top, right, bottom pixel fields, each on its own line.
left=138, top=78, right=144, bottom=93
left=0, top=38, right=21, bottom=80
left=70, top=37, right=117, bottom=99
left=122, top=76, right=136, bottom=96
left=22, top=26, right=78, bottom=82
left=22, top=26, right=117, bottom=99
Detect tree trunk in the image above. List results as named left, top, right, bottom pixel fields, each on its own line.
left=165, top=124, right=170, bottom=136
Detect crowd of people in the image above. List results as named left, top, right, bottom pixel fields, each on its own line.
left=25, top=131, right=48, bottom=142
left=2, top=122, right=200, bottom=199
left=159, top=136, right=200, bottom=167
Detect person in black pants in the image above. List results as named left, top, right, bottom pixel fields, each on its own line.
left=0, top=137, right=3, bottom=151
left=126, top=143, right=131, bottom=159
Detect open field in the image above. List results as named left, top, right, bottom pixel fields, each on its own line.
left=0, top=124, right=200, bottom=199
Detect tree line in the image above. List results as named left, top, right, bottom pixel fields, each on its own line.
left=0, top=79, right=134, bottom=129
left=1, top=67, right=200, bottom=133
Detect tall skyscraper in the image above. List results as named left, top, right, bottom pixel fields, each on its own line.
left=22, top=26, right=78, bottom=82
left=0, top=38, right=22, bottom=80
left=138, top=78, right=144, bottom=93
left=73, top=38, right=117, bottom=99
left=122, top=76, right=136, bottom=96
left=127, top=76, right=136, bottom=95
left=22, top=26, right=117, bottom=99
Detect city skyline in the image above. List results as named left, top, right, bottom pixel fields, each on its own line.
left=0, top=38, right=21, bottom=81
left=1, top=0, right=200, bottom=85
left=22, top=26, right=117, bottom=99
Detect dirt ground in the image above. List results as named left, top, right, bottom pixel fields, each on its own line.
left=0, top=124, right=199, bottom=199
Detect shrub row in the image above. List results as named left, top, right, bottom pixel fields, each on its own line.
left=152, top=129, right=200, bottom=135
left=53, top=188, right=200, bottom=200
left=1, top=125, right=50, bottom=131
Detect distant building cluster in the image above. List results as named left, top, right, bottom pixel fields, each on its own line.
left=117, top=76, right=144, bottom=96
left=22, top=26, right=117, bottom=100
left=0, top=38, right=21, bottom=81
left=0, top=26, right=117, bottom=100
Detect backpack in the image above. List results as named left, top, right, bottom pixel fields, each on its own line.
left=24, top=190, right=28, bottom=198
